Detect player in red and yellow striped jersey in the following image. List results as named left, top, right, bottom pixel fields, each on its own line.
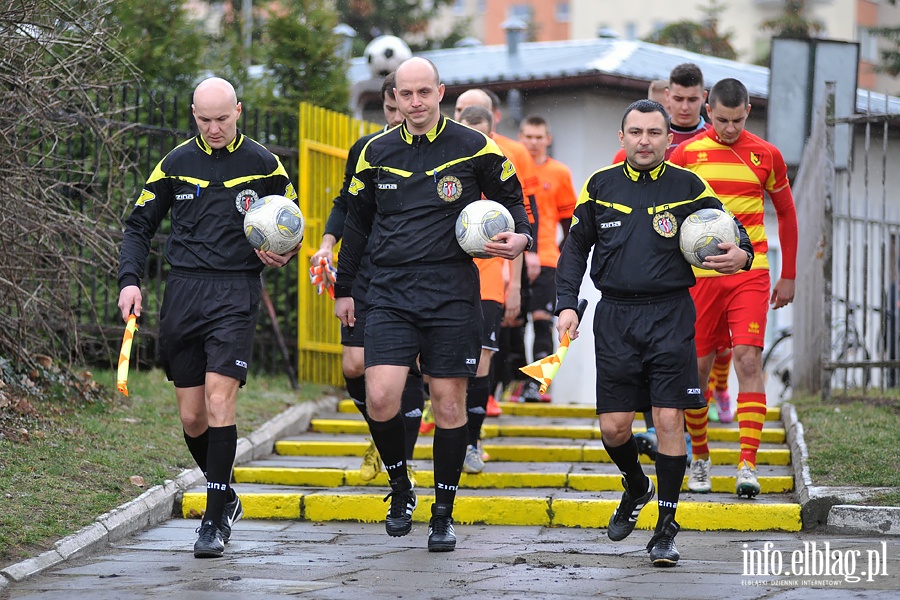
left=668, top=78, right=798, bottom=499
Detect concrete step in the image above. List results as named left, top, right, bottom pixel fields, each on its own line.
left=180, top=484, right=801, bottom=532
left=232, top=461, right=794, bottom=493
left=177, top=398, right=800, bottom=534
left=310, top=417, right=788, bottom=444
left=274, top=435, right=793, bottom=466
left=337, top=399, right=783, bottom=421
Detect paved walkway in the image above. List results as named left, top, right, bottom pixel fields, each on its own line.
left=3, top=521, right=899, bottom=598
left=2, top=395, right=899, bottom=598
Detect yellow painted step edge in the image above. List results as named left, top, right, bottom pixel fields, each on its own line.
left=310, top=419, right=787, bottom=443
left=233, top=466, right=794, bottom=493
left=337, top=399, right=782, bottom=421
left=182, top=492, right=801, bottom=532
left=275, top=440, right=792, bottom=466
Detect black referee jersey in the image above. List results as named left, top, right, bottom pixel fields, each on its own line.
left=118, top=131, right=296, bottom=290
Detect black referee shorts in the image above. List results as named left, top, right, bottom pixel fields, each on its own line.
left=340, top=257, right=373, bottom=348
left=365, top=262, right=482, bottom=378
left=158, top=269, right=261, bottom=388
left=593, top=290, right=705, bottom=414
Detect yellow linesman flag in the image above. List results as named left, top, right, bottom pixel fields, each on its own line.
left=519, top=333, right=572, bottom=395
left=116, top=314, right=138, bottom=396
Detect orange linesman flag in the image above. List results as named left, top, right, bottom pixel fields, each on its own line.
left=116, top=314, right=138, bottom=396
left=519, top=299, right=587, bottom=395
left=519, top=334, right=572, bottom=395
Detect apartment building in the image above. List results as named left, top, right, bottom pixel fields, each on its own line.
left=435, top=0, right=900, bottom=93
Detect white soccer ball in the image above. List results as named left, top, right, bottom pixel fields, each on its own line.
left=679, top=208, right=739, bottom=269
left=243, top=195, right=304, bottom=255
left=364, top=35, right=412, bottom=78
left=455, top=199, right=515, bottom=259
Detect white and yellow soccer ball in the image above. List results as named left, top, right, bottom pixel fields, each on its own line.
left=455, top=199, right=515, bottom=259
left=243, top=195, right=304, bottom=255
left=679, top=208, right=740, bottom=269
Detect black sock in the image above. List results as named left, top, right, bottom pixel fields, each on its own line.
left=644, top=411, right=655, bottom=429
left=507, top=325, right=527, bottom=374
left=433, top=424, right=468, bottom=506
left=369, top=413, right=408, bottom=490
left=400, top=371, right=424, bottom=460
left=465, top=376, right=490, bottom=445
left=603, top=435, right=649, bottom=497
left=204, top=425, right=237, bottom=525
left=183, top=428, right=209, bottom=474
left=345, top=375, right=370, bottom=422
left=532, top=319, right=554, bottom=360
left=654, top=452, right=687, bottom=530
left=494, top=328, right=511, bottom=389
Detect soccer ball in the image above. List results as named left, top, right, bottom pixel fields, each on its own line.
left=364, top=35, right=412, bottom=78
left=455, top=199, right=514, bottom=259
left=243, top=195, right=304, bottom=255
left=679, top=208, right=739, bottom=269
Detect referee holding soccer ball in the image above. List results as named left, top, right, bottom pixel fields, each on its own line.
left=334, top=57, right=532, bottom=552
left=117, top=77, right=298, bottom=559
left=555, top=99, right=752, bottom=567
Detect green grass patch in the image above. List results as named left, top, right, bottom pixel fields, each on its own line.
left=0, top=368, right=328, bottom=567
left=789, top=393, right=900, bottom=501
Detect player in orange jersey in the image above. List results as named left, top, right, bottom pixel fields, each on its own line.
left=457, top=106, right=524, bottom=471
left=669, top=78, right=798, bottom=498
left=455, top=89, right=540, bottom=403
left=518, top=114, right=576, bottom=402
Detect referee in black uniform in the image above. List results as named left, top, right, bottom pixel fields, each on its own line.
left=334, top=57, right=532, bottom=552
left=117, top=77, right=299, bottom=559
left=555, top=99, right=753, bottom=567
left=310, top=73, right=425, bottom=481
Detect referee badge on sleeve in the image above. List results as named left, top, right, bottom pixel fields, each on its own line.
left=652, top=211, right=677, bottom=238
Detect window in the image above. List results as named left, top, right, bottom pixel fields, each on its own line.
left=452, top=0, right=466, bottom=16
left=477, top=0, right=486, bottom=12
left=624, top=21, right=637, bottom=41
left=556, top=2, right=569, bottom=23
left=508, top=4, right=532, bottom=21
left=859, top=26, right=879, bottom=63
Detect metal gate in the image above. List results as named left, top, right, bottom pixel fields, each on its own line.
left=296, top=103, right=380, bottom=386
left=794, top=83, right=900, bottom=399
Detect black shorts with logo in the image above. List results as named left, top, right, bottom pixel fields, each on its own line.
left=527, top=266, right=557, bottom=314
left=365, top=262, right=482, bottom=378
left=158, top=269, right=261, bottom=388
left=593, top=289, right=705, bottom=414
left=480, top=300, right=503, bottom=352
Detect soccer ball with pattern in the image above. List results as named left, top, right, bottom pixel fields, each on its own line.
left=679, top=208, right=739, bottom=269
left=243, top=195, right=304, bottom=255
left=455, top=199, right=514, bottom=259
left=365, top=35, right=412, bottom=78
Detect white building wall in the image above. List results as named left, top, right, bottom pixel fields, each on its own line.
left=570, top=0, right=858, bottom=64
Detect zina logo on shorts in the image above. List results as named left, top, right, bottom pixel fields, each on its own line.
left=235, top=360, right=248, bottom=368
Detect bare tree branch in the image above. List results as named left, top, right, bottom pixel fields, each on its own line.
left=0, top=0, right=139, bottom=369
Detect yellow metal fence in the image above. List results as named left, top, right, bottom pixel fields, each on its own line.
left=297, top=102, right=381, bottom=386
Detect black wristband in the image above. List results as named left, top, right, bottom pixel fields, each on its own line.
left=522, top=232, right=534, bottom=251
